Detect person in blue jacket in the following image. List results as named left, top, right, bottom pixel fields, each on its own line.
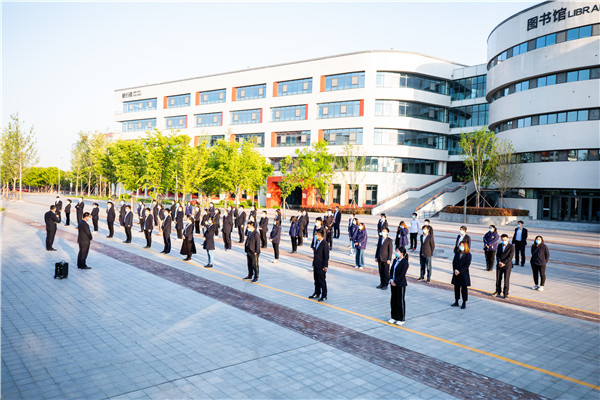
left=348, top=217, right=359, bottom=255
left=270, top=219, right=282, bottom=263
left=483, top=225, right=499, bottom=271
left=354, top=223, right=368, bottom=269
left=289, top=216, right=300, bottom=254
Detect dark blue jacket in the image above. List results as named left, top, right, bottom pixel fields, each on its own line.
left=270, top=224, right=281, bottom=244
left=390, top=257, right=408, bottom=287
left=349, top=224, right=358, bottom=240
left=289, top=221, right=300, bottom=238
left=483, top=231, right=499, bottom=251
left=354, top=229, right=368, bottom=250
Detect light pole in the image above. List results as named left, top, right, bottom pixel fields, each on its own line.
left=462, top=184, right=468, bottom=224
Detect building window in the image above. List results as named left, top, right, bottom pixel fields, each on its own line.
left=516, top=149, right=600, bottom=164
left=236, top=84, right=266, bottom=100
left=365, top=185, right=378, bottom=205
left=449, top=75, right=486, bottom=100
left=375, top=100, right=447, bottom=123
left=165, top=116, right=187, bottom=129
left=275, top=131, right=311, bottom=147
left=449, top=104, right=489, bottom=128
left=200, top=89, right=226, bottom=104
left=231, top=109, right=262, bottom=125
left=277, top=78, right=312, bottom=96
left=123, top=98, right=157, bottom=113
left=332, top=184, right=341, bottom=204
left=122, top=118, right=156, bottom=132
left=235, top=133, right=264, bottom=147
left=377, top=72, right=448, bottom=95
left=271, top=105, right=306, bottom=121
left=166, top=94, right=190, bottom=108
left=493, top=107, right=600, bottom=132
left=318, top=100, right=361, bottom=119
left=322, top=128, right=363, bottom=145
left=373, top=128, right=447, bottom=150
left=195, top=112, right=222, bottom=127
left=362, top=157, right=438, bottom=175
left=325, top=72, right=365, bottom=91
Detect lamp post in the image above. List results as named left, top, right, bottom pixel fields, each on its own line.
left=462, top=184, right=468, bottom=224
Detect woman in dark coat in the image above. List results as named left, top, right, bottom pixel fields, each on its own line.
left=530, top=235, right=550, bottom=291
left=270, top=219, right=282, bottom=263
left=395, top=221, right=409, bottom=249
left=175, top=206, right=184, bottom=239
left=483, top=225, right=499, bottom=271
left=213, top=209, right=221, bottom=237
left=180, top=215, right=196, bottom=261
left=203, top=217, right=216, bottom=268
left=289, top=216, right=300, bottom=253
left=451, top=240, right=472, bottom=309
left=389, top=246, right=409, bottom=325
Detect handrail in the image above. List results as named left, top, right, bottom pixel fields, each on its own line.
left=416, top=181, right=471, bottom=211
left=372, top=174, right=452, bottom=207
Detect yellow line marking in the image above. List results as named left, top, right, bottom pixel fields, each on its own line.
left=138, top=247, right=599, bottom=392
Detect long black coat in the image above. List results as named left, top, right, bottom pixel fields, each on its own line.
left=244, top=230, right=260, bottom=255
left=451, top=252, right=472, bottom=287
left=222, top=214, right=233, bottom=234
left=270, top=224, right=281, bottom=244
left=203, top=224, right=216, bottom=250
left=175, top=212, right=184, bottom=230
left=44, top=210, right=59, bottom=231
left=180, top=224, right=197, bottom=254
left=107, top=206, right=116, bottom=223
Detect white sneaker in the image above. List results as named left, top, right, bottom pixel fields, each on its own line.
left=395, top=321, right=405, bottom=326
left=538, top=286, right=544, bottom=291
left=388, top=319, right=396, bottom=324
left=359, top=267, right=365, bottom=270
left=532, top=285, right=538, bottom=290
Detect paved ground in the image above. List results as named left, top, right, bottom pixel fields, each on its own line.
left=1, top=194, right=599, bottom=399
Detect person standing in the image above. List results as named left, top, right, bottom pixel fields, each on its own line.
left=214, top=209, right=221, bottom=237
left=180, top=215, right=197, bottom=261
left=143, top=208, right=153, bottom=248
left=483, top=225, right=500, bottom=271
left=151, top=200, right=159, bottom=226
left=494, top=234, right=515, bottom=299
left=75, top=197, right=84, bottom=224
left=120, top=200, right=128, bottom=227
left=354, top=223, right=368, bottom=269
left=348, top=217, right=359, bottom=255
left=289, top=216, right=300, bottom=254
left=454, top=226, right=471, bottom=254
left=64, top=199, right=72, bottom=226
left=55, top=196, right=63, bottom=221
left=418, top=225, right=435, bottom=282
left=389, top=247, right=409, bottom=325
left=203, top=217, right=216, bottom=268
left=77, top=212, right=92, bottom=269
left=377, top=214, right=389, bottom=237
left=243, top=221, right=260, bottom=282
left=451, top=241, right=472, bottom=309
left=375, top=227, right=394, bottom=290
left=194, top=206, right=202, bottom=234
left=274, top=209, right=282, bottom=225
left=311, top=218, right=323, bottom=249
left=158, top=204, right=165, bottom=233
left=298, top=210, right=307, bottom=246
left=222, top=209, right=233, bottom=250
left=259, top=211, right=269, bottom=249
left=530, top=236, right=550, bottom=291
left=136, top=201, right=144, bottom=232
left=395, top=221, right=409, bottom=250
left=308, top=229, right=329, bottom=302
left=175, top=205, right=184, bottom=240
left=106, top=201, right=115, bottom=238
left=249, top=205, right=257, bottom=220
left=44, top=205, right=59, bottom=251
left=236, top=205, right=246, bottom=243
left=333, top=206, right=342, bottom=239
left=160, top=209, right=172, bottom=254
left=91, top=203, right=100, bottom=233
left=123, top=205, right=133, bottom=243
left=409, top=213, right=420, bottom=251
left=512, top=220, right=528, bottom=267
left=324, top=210, right=334, bottom=249
left=270, top=219, right=281, bottom=263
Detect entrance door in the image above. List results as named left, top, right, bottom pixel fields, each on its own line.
left=285, top=187, right=302, bottom=207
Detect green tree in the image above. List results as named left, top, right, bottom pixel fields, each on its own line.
left=494, top=139, right=523, bottom=208
left=143, top=129, right=179, bottom=198
left=295, top=140, right=334, bottom=205
left=459, top=126, right=498, bottom=208
left=333, top=143, right=366, bottom=207
left=176, top=137, right=211, bottom=202
left=111, top=140, right=147, bottom=206
left=278, top=155, right=302, bottom=217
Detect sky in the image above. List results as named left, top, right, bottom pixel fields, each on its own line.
left=2, top=0, right=538, bottom=170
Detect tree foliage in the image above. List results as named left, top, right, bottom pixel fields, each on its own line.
left=294, top=140, right=334, bottom=204
left=494, top=139, right=523, bottom=208
left=459, top=126, right=498, bottom=208
left=333, top=144, right=366, bottom=206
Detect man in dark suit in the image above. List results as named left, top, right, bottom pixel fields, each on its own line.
left=258, top=211, right=269, bottom=249
left=54, top=196, right=63, bottom=221
left=77, top=212, right=92, bottom=269
left=143, top=208, right=153, bottom=248
left=136, top=201, right=144, bottom=232
left=309, top=229, right=329, bottom=302
left=377, top=213, right=389, bottom=237
left=297, top=210, right=306, bottom=246
left=123, top=205, right=133, bottom=243
left=194, top=206, right=202, bottom=234
left=333, top=206, right=342, bottom=239
left=75, top=197, right=84, bottom=224
left=106, top=201, right=116, bottom=238
left=151, top=200, right=159, bottom=226
left=243, top=221, right=260, bottom=282
left=512, top=220, right=528, bottom=266
left=208, top=202, right=216, bottom=217
left=324, top=210, right=334, bottom=249
left=495, top=234, right=515, bottom=298
left=44, top=205, right=60, bottom=251
left=236, top=205, right=246, bottom=243
left=375, top=227, right=394, bottom=290
left=91, top=203, right=100, bottom=232
left=160, top=209, right=172, bottom=254
left=418, top=225, right=435, bottom=282
left=222, top=209, right=233, bottom=250
left=64, top=199, right=72, bottom=226
left=249, top=205, right=257, bottom=220
left=454, top=226, right=471, bottom=254
left=311, top=218, right=324, bottom=249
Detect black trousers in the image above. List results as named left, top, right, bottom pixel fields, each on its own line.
left=390, top=285, right=406, bottom=321
left=333, top=223, right=340, bottom=238
left=177, top=228, right=183, bottom=239
left=410, top=233, right=418, bottom=249
left=46, top=229, right=56, bottom=250
left=313, top=268, right=327, bottom=298
left=77, top=243, right=90, bottom=268
left=260, top=230, right=267, bottom=248
left=144, top=230, right=152, bottom=247
left=291, top=237, right=298, bottom=252
left=107, top=221, right=114, bottom=237
left=139, top=218, right=144, bottom=232
left=223, top=231, right=232, bottom=249
left=515, top=242, right=526, bottom=265
left=272, top=243, right=279, bottom=260
left=298, top=233, right=303, bottom=246
left=484, top=251, right=496, bottom=270
left=77, top=212, right=83, bottom=224
left=65, top=212, right=70, bottom=226
left=326, top=231, right=332, bottom=249
left=454, top=285, right=468, bottom=302
left=238, top=226, right=245, bottom=243
left=531, top=264, right=546, bottom=286
left=303, top=227, right=308, bottom=238
left=246, top=253, right=259, bottom=278
left=92, top=218, right=98, bottom=232
left=496, top=266, right=512, bottom=296
left=378, top=261, right=390, bottom=287
left=195, top=221, right=200, bottom=234
left=125, top=227, right=132, bottom=242
left=163, top=232, right=171, bottom=253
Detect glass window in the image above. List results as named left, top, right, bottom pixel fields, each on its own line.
left=200, top=89, right=226, bottom=104
left=322, top=128, right=363, bottom=145
left=122, top=118, right=156, bottom=132
left=271, top=105, right=306, bottom=121
left=365, top=185, right=378, bottom=206
left=234, top=133, right=264, bottom=147
left=580, top=25, right=592, bottom=38
left=519, top=42, right=527, bottom=54
left=277, top=78, right=312, bottom=96
left=557, top=112, right=567, bottom=123
left=589, top=109, right=600, bottom=120
left=378, top=71, right=447, bottom=95
left=318, top=100, right=361, bottom=119
left=536, top=36, right=546, bottom=48
left=567, top=27, right=579, bottom=41
left=195, top=112, right=222, bottom=127
left=165, top=115, right=187, bottom=129
left=231, top=109, right=262, bottom=125
left=578, top=110, right=589, bottom=121
left=275, top=131, right=311, bottom=147
left=537, top=76, right=547, bottom=87
left=567, top=71, right=578, bottom=82
left=123, top=98, right=157, bottom=113
left=236, top=84, right=266, bottom=100
left=567, top=111, right=578, bottom=122
left=591, top=67, right=600, bottom=80
left=539, top=114, right=548, bottom=125
left=546, top=33, right=556, bottom=45
left=578, top=150, right=589, bottom=161
left=556, top=31, right=567, bottom=43
left=546, top=74, right=557, bottom=85
left=548, top=113, right=557, bottom=124
left=568, top=150, right=578, bottom=161
left=578, top=69, right=590, bottom=80
left=166, top=94, right=190, bottom=108
left=325, top=72, right=365, bottom=91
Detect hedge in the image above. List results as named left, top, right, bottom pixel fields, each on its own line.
left=443, top=206, right=529, bottom=216
left=300, top=205, right=372, bottom=215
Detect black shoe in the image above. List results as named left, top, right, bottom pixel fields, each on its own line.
left=106, top=236, right=113, bottom=238
left=451, top=302, right=459, bottom=307
left=243, top=276, right=252, bottom=280
left=318, top=297, right=327, bottom=302
left=143, top=246, right=150, bottom=249
left=251, top=278, right=258, bottom=283
left=184, top=257, right=191, bottom=261
left=503, top=294, right=509, bottom=299
left=308, top=294, right=319, bottom=299
left=204, top=264, right=213, bottom=268
left=417, top=277, right=423, bottom=281
left=426, top=279, right=431, bottom=283
left=381, top=286, right=388, bottom=290
left=461, top=303, right=466, bottom=309
left=160, top=251, right=165, bottom=254
left=376, top=284, right=383, bottom=289
left=81, top=266, right=91, bottom=270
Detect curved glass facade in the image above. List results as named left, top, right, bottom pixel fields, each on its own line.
left=376, top=71, right=447, bottom=95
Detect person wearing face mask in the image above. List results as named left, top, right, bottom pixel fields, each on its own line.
left=354, top=223, right=368, bottom=269
left=375, top=228, right=394, bottom=290
left=180, top=215, right=197, bottom=262
left=494, top=234, right=515, bottom=299
left=311, top=218, right=324, bottom=249
left=512, top=220, right=528, bottom=267
left=106, top=201, right=115, bottom=238
left=348, top=216, right=358, bottom=255
left=377, top=214, right=389, bottom=237
left=530, top=236, right=550, bottom=291
left=395, top=221, right=409, bottom=250
left=454, top=226, right=471, bottom=254
left=483, top=225, right=499, bottom=271
left=408, top=213, right=420, bottom=251
left=203, top=217, right=216, bottom=268
left=451, top=241, right=472, bottom=309
left=389, top=247, right=409, bottom=325
left=418, top=225, right=435, bottom=282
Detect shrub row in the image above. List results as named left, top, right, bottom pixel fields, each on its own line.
left=443, top=206, right=529, bottom=216
left=300, top=205, right=372, bottom=215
